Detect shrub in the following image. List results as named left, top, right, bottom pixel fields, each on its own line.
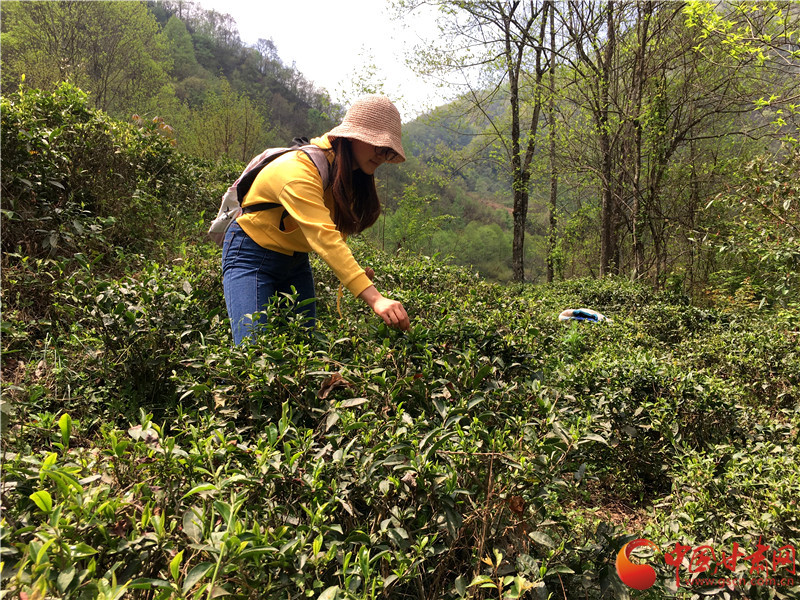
left=709, top=149, right=800, bottom=307
left=1, top=82, right=225, bottom=263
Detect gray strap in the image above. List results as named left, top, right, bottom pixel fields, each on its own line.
left=299, top=145, right=331, bottom=190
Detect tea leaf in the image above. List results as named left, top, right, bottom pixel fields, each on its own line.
left=182, top=508, right=204, bottom=543
left=340, top=397, right=368, bottom=408
left=30, top=490, right=53, bottom=513
left=58, top=413, right=72, bottom=447
left=183, top=562, right=214, bottom=594
left=529, top=531, right=554, bottom=548
left=169, top=550, right=183, bottom=582
left=469, top=575, right=496, bottom=588
left=182, top=484, right=217, bottom=499
left=318, top=586, right=342, bottom=600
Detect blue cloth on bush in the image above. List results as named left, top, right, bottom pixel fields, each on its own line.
left=558, top=308, right=611, bottom=323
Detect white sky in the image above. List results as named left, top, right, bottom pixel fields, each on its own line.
left=195, top=0, right=452, bottom=120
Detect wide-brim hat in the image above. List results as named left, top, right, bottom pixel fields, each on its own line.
left=327, top=94, right=406, bottom=163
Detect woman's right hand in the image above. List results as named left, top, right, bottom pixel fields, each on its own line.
left=359, top=286, right=410, bottom=331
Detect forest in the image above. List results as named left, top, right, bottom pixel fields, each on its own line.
left=2, top=0, right=798, bottom=291
left=1, top=1, right=799, bottom=599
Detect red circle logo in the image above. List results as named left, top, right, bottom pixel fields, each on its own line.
left=616, top=538, right=659, bottom=590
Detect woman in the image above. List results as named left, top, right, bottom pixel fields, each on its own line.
left=222, top=94, right=411, bottom=345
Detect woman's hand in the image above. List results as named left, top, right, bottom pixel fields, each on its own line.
left=358, top=285, right=410, bottom=331
left=364, top=266, right=375, bottom=280
left=371, top=296, right=410, bottom=331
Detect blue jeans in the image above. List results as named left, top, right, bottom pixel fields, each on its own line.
left=222, top=221, right=316, bottom=345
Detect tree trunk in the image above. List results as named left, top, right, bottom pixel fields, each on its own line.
left=547, top=2, right=558, bottom=283
left=599, top=1, right=616, bottom=277
left=631, top=2, right=652, bottom=280
left=510, top=81, right=527, bottom=280
left=507, top=6, right=526, bottom=283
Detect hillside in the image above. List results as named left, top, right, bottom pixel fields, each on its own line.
left=0, top=0, right=342, bottom=157
left=2, top=85, right=799, bottom=600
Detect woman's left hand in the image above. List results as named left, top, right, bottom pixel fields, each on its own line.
left=358, top=285, right=410, bottom=331
left=365, top=267, right=375, bottom=280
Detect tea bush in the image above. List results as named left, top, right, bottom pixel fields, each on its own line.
left=2, top=93, right=799, bottom=599
left=1, top=82, right=232, bottom=262
left=3, top=239, right=799, bottom=599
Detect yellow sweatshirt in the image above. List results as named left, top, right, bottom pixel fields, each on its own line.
left=236, top=134, right=373, bottom=298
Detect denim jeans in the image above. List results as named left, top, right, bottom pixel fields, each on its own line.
left=222, top=221, right=316, bottom=345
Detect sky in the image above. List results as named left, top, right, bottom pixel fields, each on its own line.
left=195, top=0, right=453, bottom=121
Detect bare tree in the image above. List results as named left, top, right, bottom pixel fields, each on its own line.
left=552, top=0, right=797, bottom=286
left=547, top=0, right=559, bottom=282
left=400, top=0, right=553, bottom=282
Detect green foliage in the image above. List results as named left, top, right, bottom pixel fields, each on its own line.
left=381, top=184, right=453, bottom=254
left=2, top=0, right=798, bottom=295
left=432, top=222, right=514, bottom=281
left=163, top=15, right=206, bottom=81
left=0, top=0, right=339, bottom=154
left=0, top=82, right=224, bottom=262
left=3, top=226, right=799, bottom=598
left=0, top=0, right=171, bottom=115
left=2, top=64, right=800, bottom=600
left=684, top=1, right=800, bottom=67
left=709, top=149, right=800, bottom=306
left=179, top=79, right=266, bottom=162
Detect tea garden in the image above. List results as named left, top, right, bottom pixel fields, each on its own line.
left=1, top=84, right=799, bottom=600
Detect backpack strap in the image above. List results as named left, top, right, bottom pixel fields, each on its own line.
left=241, top=201, right=291, bottom=230
left=239, top=145, right=331, bottom=231
left=299, top=145, right=330, bottom=192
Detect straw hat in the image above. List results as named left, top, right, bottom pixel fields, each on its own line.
left=328, top=95, right=406, bottom=163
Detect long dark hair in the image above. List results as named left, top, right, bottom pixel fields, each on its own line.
left=329, top=137, right=381, bottom=236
